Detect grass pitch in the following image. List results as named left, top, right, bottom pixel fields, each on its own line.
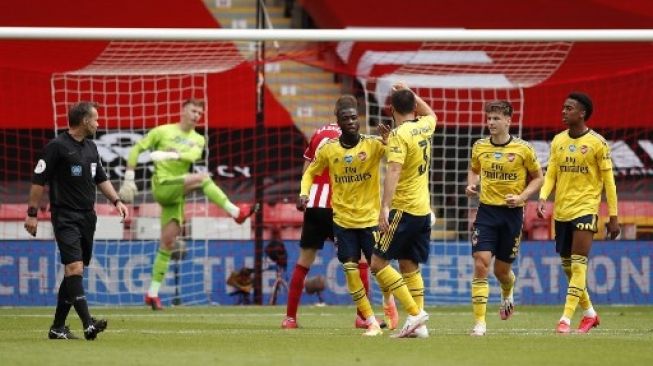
left=1, top=305, right=652, bottom=366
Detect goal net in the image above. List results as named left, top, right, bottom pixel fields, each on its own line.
left=3, top=34, right=652, bottom=306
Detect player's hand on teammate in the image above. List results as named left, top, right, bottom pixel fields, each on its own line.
left=118, top=170, right=138, bottom=203
left=296, top=195, right=309, bottom=211
left=505, top=194, right=524, bottom=208
left=465, top=184, right=479, bottom=197
left=24, top=216, right=38, bottom=237
left=377, top=122, right=391, bottom=144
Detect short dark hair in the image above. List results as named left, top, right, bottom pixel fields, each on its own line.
left=182, top=98, right=205, bottom=108
left=391, top=89, right=416, bottom=114
left=335, top=94, right=357, bottom=113
left=485, top=100, right=513, bottom=117
left=567, top=92, right=593, bottom=121
left=68, top=101, right=98, bottom=127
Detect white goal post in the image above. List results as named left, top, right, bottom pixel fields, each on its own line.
left=2, top=27, right=653, bottom=41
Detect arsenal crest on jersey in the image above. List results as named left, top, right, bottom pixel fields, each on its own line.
left=357, top=151, right=367, bottom=162
left=580, top=145, right=588, bottom=154
left=507, top=153, right=515, bottom=162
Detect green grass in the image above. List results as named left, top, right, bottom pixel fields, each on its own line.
left=1, top=305, right=652, bottom=366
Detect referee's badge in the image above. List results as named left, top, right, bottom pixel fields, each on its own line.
left=34, top=159, right=46, bottom=174
left=91, top=163, right=97, bottom=178
left=71, top=165, right=82, bottom=176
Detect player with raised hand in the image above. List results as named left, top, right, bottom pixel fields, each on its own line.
left=538, top=92, right=620, bottom=334
left=119, top=98, right=257, bottom=310
left=466, top=101, right=543, bottom=336
left=372, top=82, right=434, bottom=338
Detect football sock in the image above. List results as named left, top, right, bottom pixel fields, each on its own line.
left=500, top=270, right=516, bottom=300
left=286, top=264, right=309, bottom=319
left=67, top=275, right=92, bottom=328
left=402, top=268, right=424, bottom=310
left=343, top=262, right=374, bottom=319
left=583, top=307, right=597, bottom=318
left=357, top=262, right=370, bottom=318
left=472, top=277, right=489, bottom=324
left=52, top=277, right=72, bottom=328
left=149, top=249, right=172, bottom=297
left=374, top=265, right=419, bottom=316
left=202, top=178, right=239, bottom=217
left=562, top=256, right=593, bottom=311
left=563, top=254, right=588, bottom=319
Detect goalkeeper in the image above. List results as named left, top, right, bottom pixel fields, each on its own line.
left=119, top=98, right=257, bottom=310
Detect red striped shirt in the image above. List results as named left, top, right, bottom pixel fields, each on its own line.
left=303, top=123, right=341, bottom=208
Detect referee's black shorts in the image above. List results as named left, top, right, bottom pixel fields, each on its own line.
left=299, top=207, right=334, bottom=250
left=51, top=209, right=97, bottom=266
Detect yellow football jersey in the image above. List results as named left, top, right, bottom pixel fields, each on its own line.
left=470, top=136, right=541, bottom=206
left=386, top=115, right=437, bottom=215
left=540, top=129, right=614, bottom=220
left=300, top=135, right=385, bottom=228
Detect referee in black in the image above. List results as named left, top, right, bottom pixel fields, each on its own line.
left=24, top=101, right=128, bottom=340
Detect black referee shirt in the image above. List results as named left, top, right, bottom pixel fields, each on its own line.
left=31, top=132, right=108, bottom=211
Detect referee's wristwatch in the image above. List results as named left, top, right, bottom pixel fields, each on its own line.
left=27, top=207, right=38, bottom=218
left=112, top=198, right=123, bottom=206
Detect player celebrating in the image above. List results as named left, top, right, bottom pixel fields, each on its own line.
left=298, top=95, right=387, bottom=336
left=538, top=92, right=620, bottom=333
left=282, top=95, right=398, bottom=330
left=372, top=82, right=433, bottom=338
left=466, top=101, right=543, bottom=336
left=119, top=99, right=257, bottom=310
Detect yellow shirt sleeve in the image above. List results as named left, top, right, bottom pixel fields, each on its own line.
left=539, top=137, right=557, bottom=200
left=300, top=145, right=328, bottom=196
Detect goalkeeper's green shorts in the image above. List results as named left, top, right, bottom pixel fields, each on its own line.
left=152, top=175, right=186, bottom=226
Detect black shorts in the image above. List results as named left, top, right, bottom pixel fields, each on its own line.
left=51, top=209, right=97, bottom=266
left=554, top=214, right=598, bottom=257
left=332, top=224, right=376, bottom=263
left=374, top=210, right=430, bottom=263
left=299, top=207, right=334, bottom=250
left=471, top=204, right=523, bottom=263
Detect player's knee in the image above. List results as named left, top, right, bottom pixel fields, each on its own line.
left=473, top=260, right=490, bottom=277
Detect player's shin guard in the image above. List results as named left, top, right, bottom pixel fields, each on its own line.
left=375, top=265, right=419, bottom=316
left=500, top=271, right=516, bottom=300
left=402, top=269, right=425, bottom=310
left=150, top=249, right=172, bottom=296
left=562, top=257, right=593, bottom=311
left=563, top=254, right=588, bottom=319
left=67, top=275, right=92, bottom=328
left=471, top=278, right=489, bottom=324
left=201, top=178, right=238, bottom=215
left=286, top=264, right=309, bottom=319
left=343, top=262, right=374, bottom=319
